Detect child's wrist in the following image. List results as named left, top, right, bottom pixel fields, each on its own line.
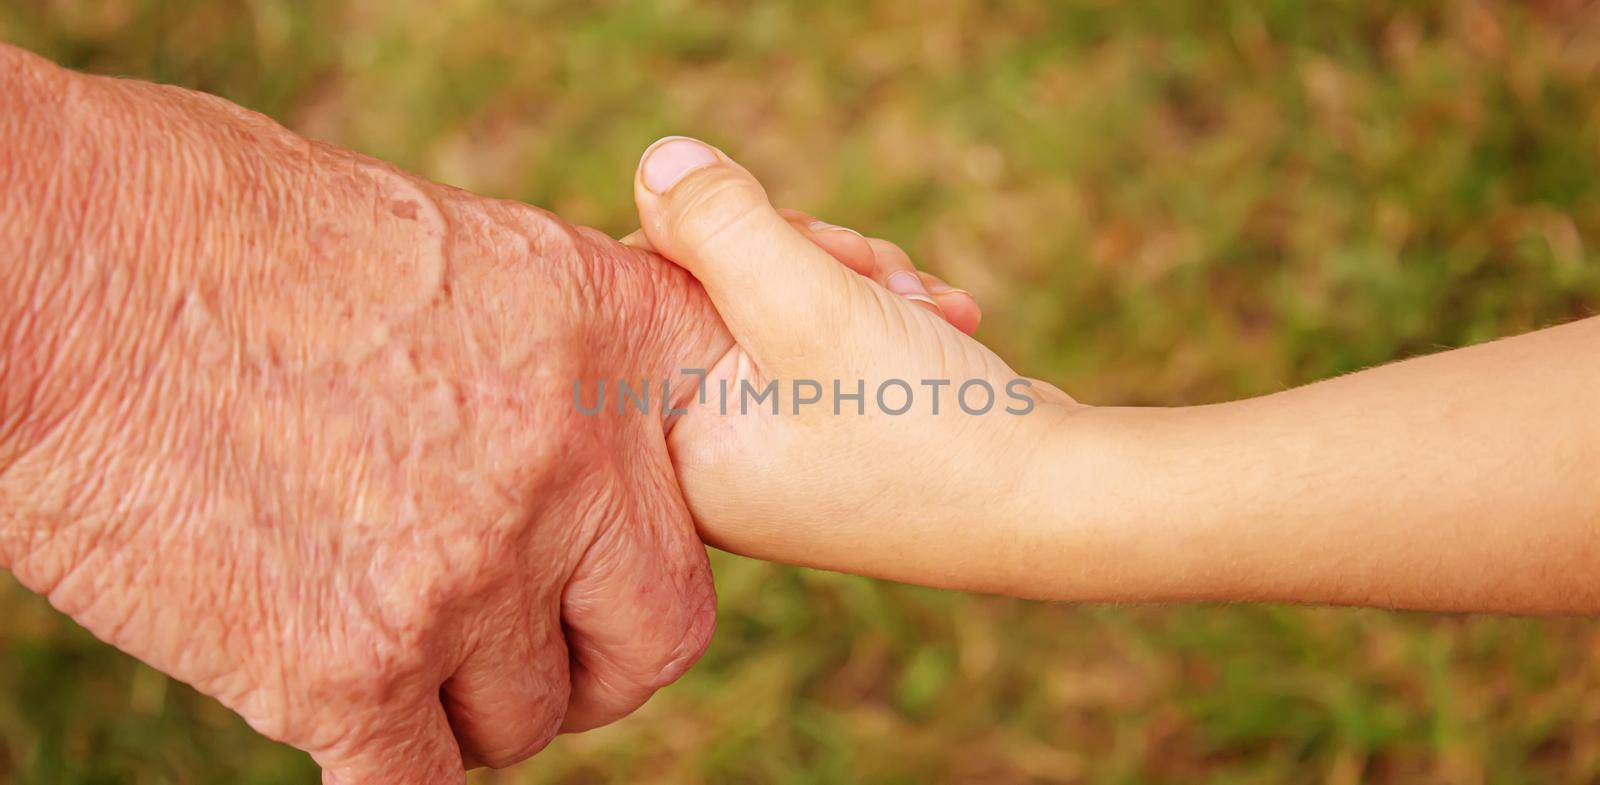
left=989, top=401, right=1228, bottom=602
left=939, top=398, right=1103, bottom=597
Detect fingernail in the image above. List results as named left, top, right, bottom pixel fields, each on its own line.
left=641, top=136, right=719, bottom=194
left=887, top=270, right=937, bottom=306
left=926, top=279, right=971, bottom=296
left=808, top=220, right=863, bottom=238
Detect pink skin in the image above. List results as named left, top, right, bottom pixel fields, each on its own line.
left=0, top=46, right=729, bottom=783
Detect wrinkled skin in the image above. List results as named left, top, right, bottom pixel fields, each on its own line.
left=0, top=47, right=732, bottom=783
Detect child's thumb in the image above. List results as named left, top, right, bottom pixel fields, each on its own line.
left=633, top=136, right=855, bottom=370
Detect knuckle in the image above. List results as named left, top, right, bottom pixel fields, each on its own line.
left=654, top=587, right=716, bottom=687
left=475, top=720, right=559, bottom=769
left=640, top=547, right=717, bottom=688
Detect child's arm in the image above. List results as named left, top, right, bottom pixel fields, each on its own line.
left=632, top=136, right=1600, bottom=613
left=1021, top=315, right=1600, bottom=612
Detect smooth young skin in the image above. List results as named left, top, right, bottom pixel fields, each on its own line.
left=635, top=136, right=1600, bottom=614
left=0, top=46, right=736, bottom=784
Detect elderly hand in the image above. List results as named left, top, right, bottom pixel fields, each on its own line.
left=0, top=47, right=729, bottom=783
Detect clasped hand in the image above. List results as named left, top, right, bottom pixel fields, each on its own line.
left=0, top=48, right=1043, bottom=785
left=10, top=45, right=1600, bottom=785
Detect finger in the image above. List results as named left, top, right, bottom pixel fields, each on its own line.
left=778, top=212, right=976, bottom=333
left=619, top=228, right=654, bottom=251
left=559, top=459, right=716, bottom=733
left=318, top=699, right=464, bottom=785
left=777, top=209, right=877, bottom=277
left=633, top=135, right=867, bottom=370
left=778, top=212, right=977, bottom=331
left=642, top=211, right=878, bottom=278
left=441, top=613, right=569, bottom=769
left=920, top=271, right=982, bottom=335
left=677, top=208, right=969, bottom=333
left=639, top=211, right=876, bottom=277
left=865, top=237, right=944, bottom=317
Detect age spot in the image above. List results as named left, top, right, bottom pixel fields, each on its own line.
left=390, top=200, right=420, bottom=221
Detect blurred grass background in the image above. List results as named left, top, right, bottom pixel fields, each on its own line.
left=3, top=1, right=1600, bottom=782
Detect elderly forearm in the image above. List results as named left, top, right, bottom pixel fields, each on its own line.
left=1, top=45, right=151, bottom=565
left=1, top=46, right=155, bottom=519
left=0, top=45, right=380, bottom=590
left=1, top=44, right=66, bottom=477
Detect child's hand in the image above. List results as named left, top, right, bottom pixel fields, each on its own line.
left=625, top=199, right=982, bottom=335
left=631, top=136, right=1076, bottom=593
left=628, top=136, right=1600, bottom=612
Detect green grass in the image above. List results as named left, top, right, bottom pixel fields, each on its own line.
left=2, top=1, right=1599, bottom=782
